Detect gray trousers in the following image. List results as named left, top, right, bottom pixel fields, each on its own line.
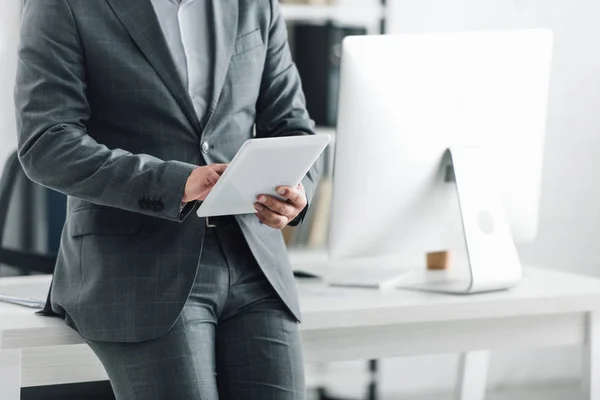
left=85, top=225, right=305, bottom=399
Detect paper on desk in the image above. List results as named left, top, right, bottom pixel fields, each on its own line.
left=0, top=293, right=45, bottom=309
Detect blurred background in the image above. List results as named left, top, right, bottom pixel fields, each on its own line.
left=2, top=0, right=600, bottom=399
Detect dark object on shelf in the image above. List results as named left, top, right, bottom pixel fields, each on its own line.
left=293, top=23, right=367, bottom=127
left=0, top=151, right=57, bottom=275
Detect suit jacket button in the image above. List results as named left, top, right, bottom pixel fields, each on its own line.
left=153, top=201, right=164, bottom=211
left=138, top=199, right=149, bottom=209
left=201, top=141, right=210, bottom=154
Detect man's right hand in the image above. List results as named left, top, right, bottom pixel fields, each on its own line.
left=182, top=164, right=228, bottom=203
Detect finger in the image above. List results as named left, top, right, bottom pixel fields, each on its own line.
left=255, top=210, right=268, bottom=226
left=203, top=169, right=222, bottom=186
left=276, top=185, right=307, bottom=208
left=257, top=195, right=294, bottom=217
left=255, top=204, right=289, bottom=229
left=209, top=163, right=228, bottom=175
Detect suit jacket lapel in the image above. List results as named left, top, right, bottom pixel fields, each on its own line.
left=105, top=0, right=202, bottom=133
left=204, top=0, right=239, bottom=129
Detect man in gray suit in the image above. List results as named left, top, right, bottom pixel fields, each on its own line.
left=14, top=0, right=319, bottom=398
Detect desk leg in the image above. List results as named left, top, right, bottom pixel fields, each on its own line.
left=583, top=312, right=600, bottom=400
left=454, top=351, right=490, bottom=400
left=0, top=349, right=22, bottom=400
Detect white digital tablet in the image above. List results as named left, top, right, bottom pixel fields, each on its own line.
left=196, top=135, right=331, bottom=217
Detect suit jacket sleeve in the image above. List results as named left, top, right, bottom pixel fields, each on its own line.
left=14, top=0, right=197, bottom=222
left=254, top=0, right=321, bottom=226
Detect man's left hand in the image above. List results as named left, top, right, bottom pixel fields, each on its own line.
left=255, top=183, right=307, bottom=229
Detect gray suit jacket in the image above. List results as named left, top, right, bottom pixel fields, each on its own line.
left=14, top=0, right=319, bottom=343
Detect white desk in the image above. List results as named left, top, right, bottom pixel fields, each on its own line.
left=2, top=265, right=600, bottom=400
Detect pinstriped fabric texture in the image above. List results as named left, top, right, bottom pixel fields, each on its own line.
left=15, top=0, right=320, bottom=343
left=86, top=227, right=305, bottom=399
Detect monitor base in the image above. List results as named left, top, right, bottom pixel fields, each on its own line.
left=400, top=147, right=523, bottom=295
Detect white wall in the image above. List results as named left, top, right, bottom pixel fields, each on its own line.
left=362, top=0, right=600, bottom=397
left=0, top=1, right=20, bottom=174
left=389, top=0, right=600, bottom=275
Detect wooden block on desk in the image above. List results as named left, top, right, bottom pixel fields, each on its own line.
left=427, top=250, right=453, bottom=270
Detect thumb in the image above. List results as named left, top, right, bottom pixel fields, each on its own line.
left=203, top=168, right=222, bottom=188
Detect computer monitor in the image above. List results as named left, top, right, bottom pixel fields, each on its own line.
left=329, top=30, right=553, bottom=293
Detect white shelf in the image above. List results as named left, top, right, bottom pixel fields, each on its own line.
left=280, top=3, right=384, bottom=27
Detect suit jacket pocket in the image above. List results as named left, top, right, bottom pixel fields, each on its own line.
left=70, top=207, right=142, bottom=237
left=233, top=29, right=263, bottom=55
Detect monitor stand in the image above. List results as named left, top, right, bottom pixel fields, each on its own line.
left=400, top=146, right=522, bottom=294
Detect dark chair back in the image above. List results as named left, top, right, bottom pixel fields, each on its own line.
left=0, top=151, right=57, bottom=275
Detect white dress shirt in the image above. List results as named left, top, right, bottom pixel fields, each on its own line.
left=150, top=0, right=212, bottom=123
